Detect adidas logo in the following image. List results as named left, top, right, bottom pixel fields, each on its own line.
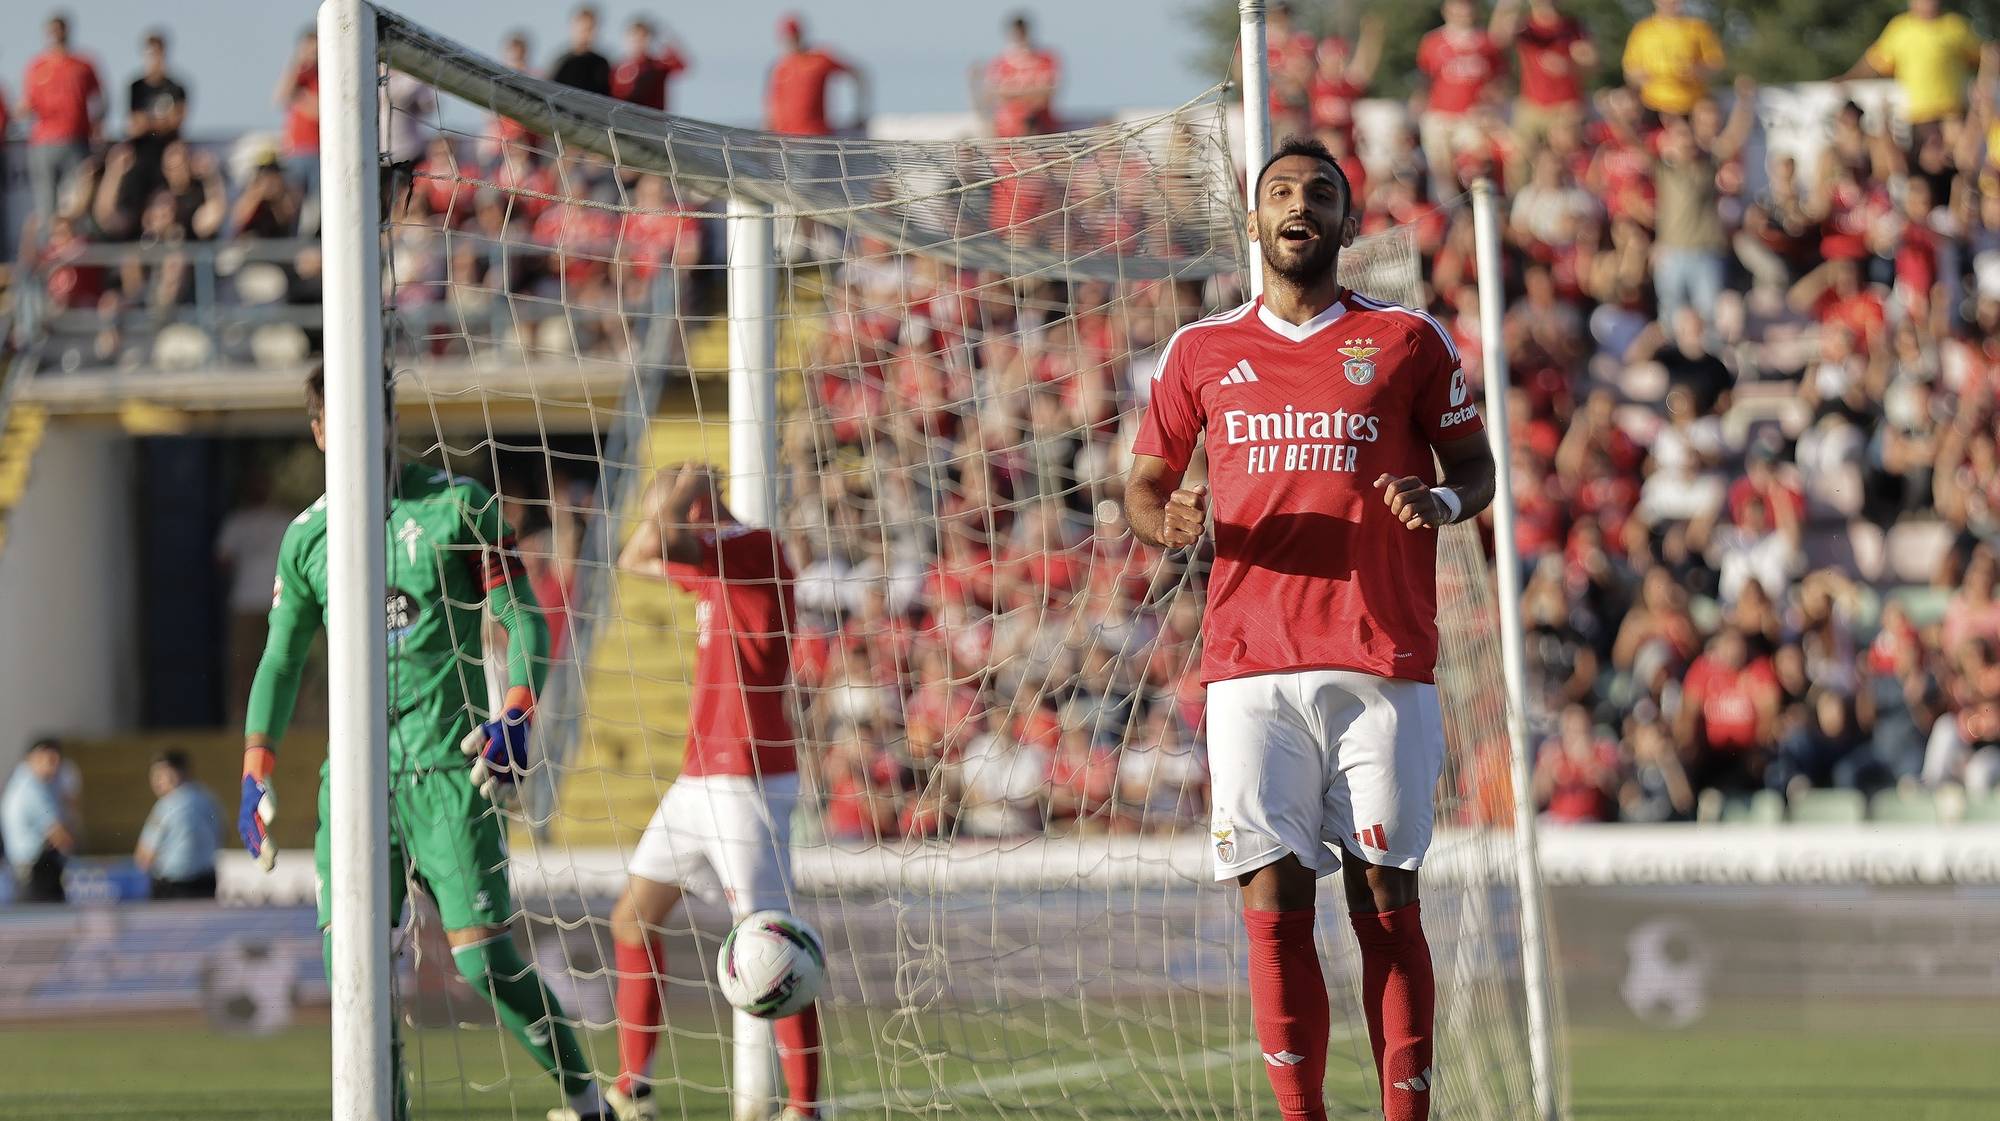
left=1392, top=1067, right=1434, bottom=1093
left=1262, top=1050, right=1304, bottom=1068
left=1219, top=359, right=1261, bottom=386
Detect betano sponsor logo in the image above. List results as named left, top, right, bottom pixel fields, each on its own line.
left=1438, top=404, right=1478, bottom=428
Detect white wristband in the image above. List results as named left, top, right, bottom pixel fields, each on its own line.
left=1430, top=486, right=1463, bottom=525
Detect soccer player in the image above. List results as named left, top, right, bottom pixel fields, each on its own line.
left=1123, top=136, right=1496, bottom=1121
left=605, top=463, right=820, bottom=1121
left=238, top=368, right=611, bottom=1121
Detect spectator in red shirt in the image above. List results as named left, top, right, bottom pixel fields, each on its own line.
left=975, top=13, right=1060, bottom=137
left=1416, top=0, right=1507, bottom=198
left=1678, top=627, right=1782, bottom=794
left=610, top=17, right=688, bottom=112
left=23, top=13, right=105, bottom=225
left=1306, top=15, right=1383, bottom=155
left=766, top=13, right=869, bottom=136
left=1494, top=0, right=1595, bottom=177
left=273, top=28, right=320, bottom=203
left=1535, top=705, right=1622, bottom=822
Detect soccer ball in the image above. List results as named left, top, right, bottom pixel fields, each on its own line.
left=716, top=910, right=825, bottom=1019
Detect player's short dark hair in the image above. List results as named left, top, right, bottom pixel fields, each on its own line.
left=154, top=748, right=190, bottom=776
left=27, top=735, right=60, bottom=755
left=1255, top=135, right=1353, bottom=215
left=304, top=363, right=325, bottom=422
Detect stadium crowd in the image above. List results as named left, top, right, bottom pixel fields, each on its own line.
left=7, top=0, right=2000, bottom=838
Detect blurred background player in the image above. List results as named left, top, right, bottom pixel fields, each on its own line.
left=135, top=748, right=221, bottom=900
left=237, top=368, right=611, bottom=1121
left=605, top=463, right=821, bottom=1121
left=1122, top=137, right=1495, bottom=1121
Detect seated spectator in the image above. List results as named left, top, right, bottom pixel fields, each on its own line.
left=229, top=158, right=302, bottom=240
left=1620, top=720, right=1694, bottom=822
left=1, top=738, right=75, bottom=904
left=1677, top=627, right=1782, bottom=795
left=135, top=749, right=221, bottom=900
left=1535, top=704, right=1622, bottom=822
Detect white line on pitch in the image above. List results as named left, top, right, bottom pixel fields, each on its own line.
left=836, top=1031, right=1360, bottom=1112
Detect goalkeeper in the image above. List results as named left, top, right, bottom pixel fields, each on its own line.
left=238, top=367, right=611, bottom=1121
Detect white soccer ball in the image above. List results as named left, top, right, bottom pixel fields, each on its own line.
left=717, top=910, right=825, bottom=1019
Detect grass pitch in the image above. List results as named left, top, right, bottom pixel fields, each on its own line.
left=4, top=1012, right=1998, bottom=1121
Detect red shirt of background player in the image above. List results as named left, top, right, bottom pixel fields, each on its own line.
left=1132, top=293, right=1484, bottom=685
left=768, top=47, right=852, bottom=136
left=1415, top=27, right=1502, bottom=117
left=665, top=525, right=799, bottom=778
left=612, top=48, right=687, bottom=112
left=986, top=48, right=1059, bottom=137
left=1514, top=12, right=1589, bottom=110
left=24, top=48, right=100, bottom=145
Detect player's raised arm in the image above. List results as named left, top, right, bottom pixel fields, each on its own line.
left=618, top=462, right=716, bottom=578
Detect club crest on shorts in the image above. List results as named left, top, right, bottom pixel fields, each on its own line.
left=1212, top=823, right=1236, bottom=864
left=1338, top=339, right=1379, bottom=386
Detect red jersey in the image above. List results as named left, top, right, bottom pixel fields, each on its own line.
left=1415, top=28, right=1502, bottom=116
left=1683, top=655, right=1777, bottom=752
left=612, top=49, right=687, bottom=112
left=985, top=48, right=1059, bottom=136
left=1132, top=294, right=1485, bottom=684
left=767, top=48, right=852, bottom=136
left=283, top=61, right=319, bottom=154
left=667, top=524, right=799, bottom=778
left=1308, top=73, right=1364, bottom=142
left=1515, top=14, right=1588, bottom=108
left=24, top=50, right=100, bottom=145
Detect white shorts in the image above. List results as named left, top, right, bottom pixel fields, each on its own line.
left=1205, top=669, right=1445, bottom=880
left=628, top=773, right=799, bottom=918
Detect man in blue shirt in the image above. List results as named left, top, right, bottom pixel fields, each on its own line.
left=136, top=749, right=221, bottom=900
left=2, top=738, right=75, bottom=903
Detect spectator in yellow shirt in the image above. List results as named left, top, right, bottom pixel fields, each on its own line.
left=1842, top=0, right=1988, bottom=130
left=1622, top=0, right=1724, bottom=118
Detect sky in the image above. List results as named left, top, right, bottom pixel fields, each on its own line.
left=1, top=0, right=1217, bottom=135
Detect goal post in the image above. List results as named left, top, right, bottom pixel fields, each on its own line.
left=315, top=2, right=1568, bottom=1118
left=317, top=4, right=395, bottom=1121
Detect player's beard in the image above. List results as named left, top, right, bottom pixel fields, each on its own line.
left=1258, top=215, right=1338, bottom=287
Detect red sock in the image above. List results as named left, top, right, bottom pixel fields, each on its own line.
left=773, top=1004, right=822, bottom=1115
left=1243, top=908, right=1330, bottom=1121
left=615, top=939, right=667, bottom=1096
left=1350, top=901, right=1436, bottom=1121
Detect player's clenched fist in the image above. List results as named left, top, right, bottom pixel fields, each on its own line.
left=1374, top=474, right=1451, bottom=530
left=1161, top=484, right=1209, bottom=548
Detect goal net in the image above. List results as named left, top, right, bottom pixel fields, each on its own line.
left=332, top=6, right=1565, bottom=1119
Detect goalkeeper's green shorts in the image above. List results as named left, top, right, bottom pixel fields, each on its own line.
left=314, top=760, right=514, bottom=932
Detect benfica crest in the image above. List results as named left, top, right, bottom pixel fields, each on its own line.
left=1213, top=824, right=1236, bottom=864
left=1338, top=338, right=1380, bottom=386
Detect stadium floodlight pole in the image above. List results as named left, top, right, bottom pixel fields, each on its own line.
left=724, top=192, right=782, bottom=1120
left=318, top=1, right=394, bottom=1120
left=1238, top=0, right=1272, bottom=299
left=1470, top=178, right=1562, bottom=1121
